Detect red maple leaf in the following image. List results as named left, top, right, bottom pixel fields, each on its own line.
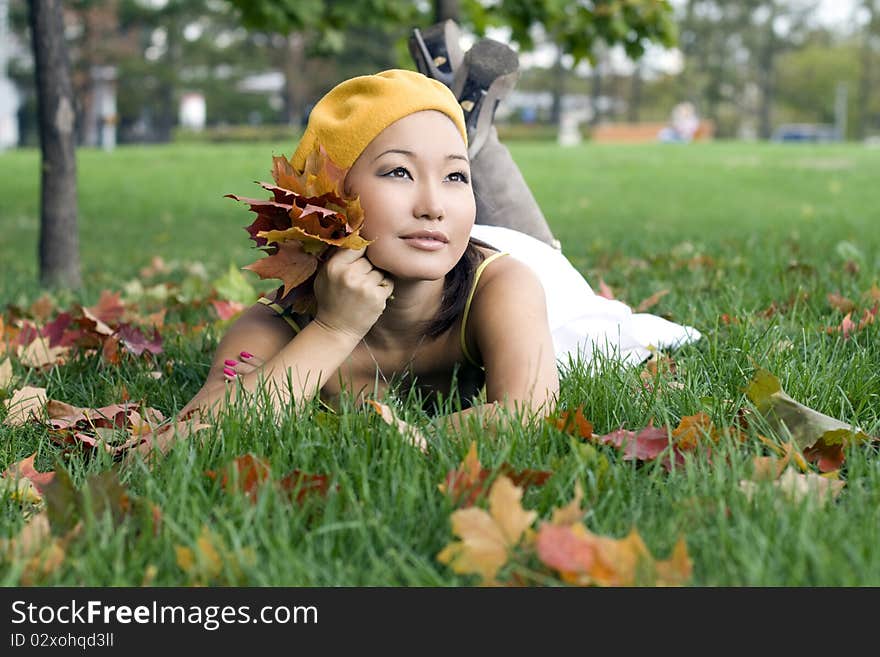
left=116, top=324, right=163, bottom=356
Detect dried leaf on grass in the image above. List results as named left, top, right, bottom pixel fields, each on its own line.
left=2, top=385, right=48, bottom=426
left=436, top=475, right=536, bottom=585
left=746, top=368, right=874, bottom=472
left=438, top=441, right=552, bottom=507
left=740, top=466, right=845, bottom=507
left=1, top=453, right=56, bottom=504
left=205, top=453, right=336, bottom=505
left=366, top=400, right=429, bottom=453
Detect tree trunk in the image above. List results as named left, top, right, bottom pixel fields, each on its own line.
left=433, top=0, right=460, bottom=23
left=628, top=63, right=643, bottom=123
left=590, top=56, right=602, bottom=126
left=676, top=0, right=697, bottom=99
left=28, top=0, right=81, bottom=289
left=856, top=0, right=877, bottom=140
left=757, top=18, right=777, bottom=140
left=282, top=32, right=307, bottom=126
left=156, top=14, right=177, bottom=142
left=550, top=45, right=565, bottom=126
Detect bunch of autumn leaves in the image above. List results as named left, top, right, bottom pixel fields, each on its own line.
left=229, top=146, right=372, bottom=315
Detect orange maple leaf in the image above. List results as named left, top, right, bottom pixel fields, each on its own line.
left=242, top=240, right=319, bottom=299
left=546, top=406, right=593, bottom=440
left=536, top=516, right=692, bottom=587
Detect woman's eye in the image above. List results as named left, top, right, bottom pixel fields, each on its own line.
left=384, top=166, right=411, bottom=179
left=447, top=171, right=469, bottom=183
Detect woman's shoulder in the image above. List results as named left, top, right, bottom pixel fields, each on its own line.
left=467, top=248, right=547, bottom=333
left=472, top=245, right=541, bottom=292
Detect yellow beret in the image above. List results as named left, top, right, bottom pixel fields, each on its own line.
left=290, top=69, right=467, bottom=172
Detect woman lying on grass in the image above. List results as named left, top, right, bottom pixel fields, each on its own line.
left=180, top=68, right=560, bottom=437
left=178, top=49, right=700, bottom=446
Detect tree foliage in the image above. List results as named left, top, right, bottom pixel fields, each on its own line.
left=474, top=0, right=678, bottom=64
left=226, top=0, right=419, bottom=55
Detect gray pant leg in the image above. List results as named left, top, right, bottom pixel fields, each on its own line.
left=471, top=126, right=558, bottom=246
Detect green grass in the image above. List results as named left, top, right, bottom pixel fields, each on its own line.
left=1, top=140, right=879, bottom=586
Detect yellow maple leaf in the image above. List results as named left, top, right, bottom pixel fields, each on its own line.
left=437, top=475, right=536, bottom=585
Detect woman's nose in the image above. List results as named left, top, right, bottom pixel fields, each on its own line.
left=414, top=180, right=444, bottom=220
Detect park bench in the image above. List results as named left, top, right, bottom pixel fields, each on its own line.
left=590, top=120, right=715, bottom=143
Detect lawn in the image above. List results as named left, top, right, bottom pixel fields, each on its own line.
left=1, top=140, right=878, bottom=586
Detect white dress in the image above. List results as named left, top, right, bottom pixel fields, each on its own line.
left=469, top=224, right=703, bottom=371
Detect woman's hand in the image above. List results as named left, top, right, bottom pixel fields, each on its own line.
left=312, top=246, right=394, bottom=339
left=221, top=351, right=264, bottom=382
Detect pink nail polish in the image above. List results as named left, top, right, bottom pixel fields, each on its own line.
left=224, top=359, right=237, bottom=366
left=240, top=351, right=253, bottom=359
left=223, top=367, right=235, bottom=376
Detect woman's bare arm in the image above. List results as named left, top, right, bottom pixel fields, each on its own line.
left=178, top=302, right=298, bottom=420
left=434, top=258, right=560, bottom=434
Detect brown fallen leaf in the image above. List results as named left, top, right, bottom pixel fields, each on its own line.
left=746, top=369, right=872, bottom=470
left=366, top=400, right=429, bottom=453
left=17, top=337, right=69, bottom=369
left=205, top=454, right=272, bottom=503
left=438, top=441, right=552, bottom=507
left=3, top=386, right=48, bottom=426
left=827, top=292, right=855, bottom=314
left=635, top=289, right=670, bottom=313
left=740, top=467, right=845, bottom=507
left=0, top=357, right=12, bottom=388
left=546, top=406, right=593, bottom=440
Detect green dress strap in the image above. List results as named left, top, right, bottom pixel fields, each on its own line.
left=459, top=251, right=510, bottom=368
left=257, top=296, right=302, bottom=333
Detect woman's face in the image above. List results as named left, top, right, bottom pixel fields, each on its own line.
left=344, top=110, right=475, bottom=281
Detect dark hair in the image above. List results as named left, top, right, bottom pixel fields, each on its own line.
left=422, top=237, right=498, bottom=339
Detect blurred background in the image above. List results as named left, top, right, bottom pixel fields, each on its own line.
left=2, top=0, right=878, bottom=151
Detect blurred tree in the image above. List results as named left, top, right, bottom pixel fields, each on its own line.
left=65, top=0, right=134, bottom=147
left=116, top=0, right=225, bottom=142
left=225, top=0, right=419, bottom=126
left=857, top=0, right=879, bottom=138
left=473, top=0, right=678, bottom=126
left=747, top=0, right=818, bottom=139
left=27, top=0, right=81, bottom=289
left=775, top=31, right=861, bottom=135
left=676, top=0, right=818, bottom=139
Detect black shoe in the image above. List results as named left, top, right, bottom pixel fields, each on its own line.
left=451, top=38, right=520, bottom=158
left=408, top=19, right=463, bottom=88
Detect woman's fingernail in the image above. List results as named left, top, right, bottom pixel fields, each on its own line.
left=223, top=367, right=235, bottom=376
left=240, top=351, right=253, bottom=359
left=224, top=359, right=237, bottom=366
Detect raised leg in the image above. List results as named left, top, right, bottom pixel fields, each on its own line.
left=409, top=24, right=561, bottom=248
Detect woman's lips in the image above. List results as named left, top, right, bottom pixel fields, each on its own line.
left=400, top=237, right=447, bottom=251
